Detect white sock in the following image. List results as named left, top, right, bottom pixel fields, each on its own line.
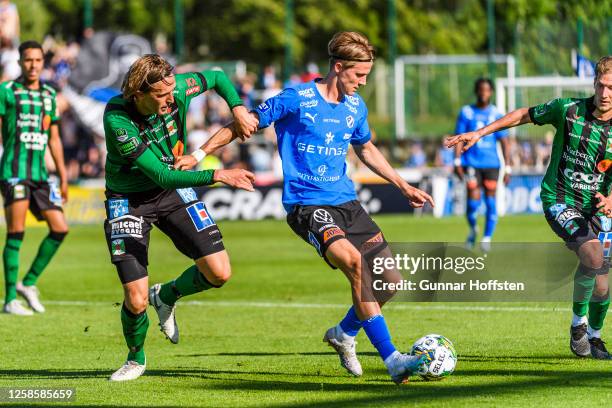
left=335, top=325, right=354, bottom=343
left=383, top=350, right=402, bottom=369
left=481, top=236, right=491, bottom=243
left=572, top=314, right=588, bottom=327
left=587, top=326, right=601, bottom=339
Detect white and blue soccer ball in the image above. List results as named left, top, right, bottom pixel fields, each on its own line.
left=410, top=334, right=457, bottom=380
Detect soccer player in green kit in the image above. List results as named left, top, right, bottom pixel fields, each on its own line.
left=103, top=54, right=257, bottom=381
left=0, top=41, right=69, bottom=316
left=446, top=56, right=612, bottom=360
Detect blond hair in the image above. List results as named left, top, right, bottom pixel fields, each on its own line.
left=328, top=31, right=375, bottom=69
left=595, top=56, right=612, bottom=81
left=121, top=54, right=174, bottom=99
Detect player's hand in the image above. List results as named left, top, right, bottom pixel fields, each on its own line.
left=595, top=192, right=612, bottom=217
left=454, top=165, right=464, bottom=181
left=174, top=155, right=198, bottom=170
left=213, top=168, right=255, bottom=191
left=503, top=173, right=511, bottom=185
left=60, top=180, right=69, bottom=203
left=232, top=106, right=258, bottom=139
left=402, top=185, right=434, bottom=209
left=444, top=131, right=480, bottom=152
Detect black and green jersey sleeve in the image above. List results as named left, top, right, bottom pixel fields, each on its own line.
left=173, top=71, right=242, bottom=111
left=534, top=97, right=612, bottom=213
left=103, top=96, right=215, bottom=193
left=0, top=80, right=59, bottom=182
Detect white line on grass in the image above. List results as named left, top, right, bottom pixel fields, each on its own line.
left=44, top=300, right=570, bottom=313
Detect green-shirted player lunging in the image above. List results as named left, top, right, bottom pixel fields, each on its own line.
left=0, top=41, right=69, bottom=316
left=446, top=56, right=612, bottom=360
left=103, top=54, right=257, bottom=381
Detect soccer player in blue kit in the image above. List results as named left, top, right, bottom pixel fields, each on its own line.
left=453, top=78, right=510, bottom=251
left=175, top=32, right=435, bottom=384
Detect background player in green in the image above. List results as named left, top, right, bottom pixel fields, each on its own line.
left=446, top=56, right=612, bottom=360
left=0, top=41, right=69, bottom=316
left=104, top=54, right=257, bottom=381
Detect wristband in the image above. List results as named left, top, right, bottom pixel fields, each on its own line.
left=453, top=158, right=462, bottom=167
left=504, top=166, right=512, bottom=175
left=191, top=149, right=206, bottom=163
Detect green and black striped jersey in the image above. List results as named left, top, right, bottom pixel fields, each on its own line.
left=0, top=78, right=59, bottom=182
left=529, top=97, right=612, bottom=213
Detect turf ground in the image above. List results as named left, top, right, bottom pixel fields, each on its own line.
left=0, top=214, right=610, bottom=407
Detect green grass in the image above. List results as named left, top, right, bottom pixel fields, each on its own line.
left=0, top=215, right=610, bottom=407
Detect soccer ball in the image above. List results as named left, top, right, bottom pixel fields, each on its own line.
left=410, top=334, right=457, bottom=380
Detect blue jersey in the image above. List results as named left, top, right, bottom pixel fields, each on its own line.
left=455, top=104, right=507, bottom=168
left=255, top=80, right=371, bottom=212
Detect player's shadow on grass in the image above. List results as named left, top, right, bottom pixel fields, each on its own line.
left=179, top=351, right=380, bottom=357
left=459, top=353, right=580, bottom=364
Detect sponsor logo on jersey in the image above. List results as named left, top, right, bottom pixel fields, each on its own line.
left=48, top=181, right=62, bottom=206
left=323, top=227, right=345, bottom=243
left=555, top=208, right=581, bottom=229
left=186, top=202, right=216, bottom=231
left=110, top=215, right=144, bottom=238
left=185, top=77, right=197, bottom=87
left=563, top=169, right=604, bottom=191
left=297, top=142, right=348, bottom=156
left=258, top=102, right=270, bottom=112
left=344, top=102, right=357, bottom=113
left=43, top=97, right=52, bottom=112
left=598, top=232, right=612, bottom=258
left=115, top=128, right=129, bottom=142
left=300, top=100, right=318, bottom=108
left=111, top=239, right=126, bottom=256
left=185, top=86, right=201, bottom=96
left=118, top=138, right=139, bottom=155
left=42, top=115, right=52, bottom=131
left=345, top=95, right=359, bottom=106
left=13, top=184, right=25, bottom=200
left=323, top=118, right=340, bottom=123
left=298, top=88, right=315, bottom=98
left=366, top=232, right=384, bottom=243
left=317, top=164, right=327, bottom=176
left=108, top=199, right=129, bottom=219
left=305, top=112, right=318, bottom=123
left=599, top=216, right=612, bottom=232
left=547, top=203, right=567, bottom=218
left=346, top=115, right=354, bottom=128
left=19, top=132, right=48, bottom=151
left=325, top=132, right=334, bottom=144
left=598, top=159, right=612, bottom=172
left=177, top=188, right=198, bottom=203
left=313, top=209, right=334, bottom=224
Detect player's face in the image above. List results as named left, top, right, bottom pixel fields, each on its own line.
left=594, top=72, right=612, bottom=114
left=137, top=75, right=176, bottom=115
left=476, top=82, right=492, bottom=105
left=337, top=62, right=372, bottom=95
left=20, top=48, right=44, bottom=83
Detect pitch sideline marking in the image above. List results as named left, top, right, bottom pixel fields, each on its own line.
left=43, top=300, right=570, bottom=313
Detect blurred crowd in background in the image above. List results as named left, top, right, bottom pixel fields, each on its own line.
left=0, top=0, right=555, bottom=184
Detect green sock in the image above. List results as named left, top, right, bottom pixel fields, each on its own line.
left=3, top=232, right=24, bottom=304
left=22, top=232, right=66, bottom=286
left=121, top=303, right=149, bottom=365
left=158, top=265, right=217, bottom=306
left=572, top=264, right=596, bottom=317
left=588, top=291, right=610, bottom=331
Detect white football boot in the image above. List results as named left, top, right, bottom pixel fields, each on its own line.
left=109, top=360, right=146, bottom=381
left=323, top=326, right=363, bottom=376
left=149, top=283, right=178, bottom=344
left=385, top=351, right=432, bottom=384
left=480, top=236, right=492, bottom=253
left=16, top=282, right=45, bottom=313
left=2, top=299, right=34, bottom=316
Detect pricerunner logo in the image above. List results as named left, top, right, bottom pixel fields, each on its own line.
left=563, top=169, right=604, bottom=191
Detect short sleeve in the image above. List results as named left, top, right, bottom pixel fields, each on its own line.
left=50, top=94, right=59, bottom=123
left=528, top=98, right=566, bottom=127
left=454, top=108, right=468, bottom=134
left=350, top=106, right=371, bottom=145
left=104, top=112, right=146, bottom=161
left=174, top=72, right=208, bottom=107
left=254, top=88, right=299, bottom=128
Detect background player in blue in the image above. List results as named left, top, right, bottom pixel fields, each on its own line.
left=175, top=31, right=435, bottom=384
left=453, top=78, right=511, bottom=251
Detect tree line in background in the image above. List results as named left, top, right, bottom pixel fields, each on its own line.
left=14, top=0, right=611, bottom=76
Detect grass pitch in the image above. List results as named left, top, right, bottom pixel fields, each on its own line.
left=0, top=215, right=610, bottom=407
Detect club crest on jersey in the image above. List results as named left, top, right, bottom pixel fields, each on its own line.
left=111, top=239, right=126, bottom=256
left=186, top=202, right=216, bottom=231
left=115, top=128, right=128, bottom=142
left=598, top=232, right=612, bottom=258
left=346, top=115, right=354, bottom=128
left=166, top=120, right=178, bottom=136
left=325, top=132, right=334, bottom=144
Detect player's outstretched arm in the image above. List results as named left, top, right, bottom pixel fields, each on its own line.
left=174, top=112, right=259, bottom=171
left=444, top=107, right=531, bottom=152
left=48, top=124, right=69, bottom=202
left=353, top=141, right=434, bottom=208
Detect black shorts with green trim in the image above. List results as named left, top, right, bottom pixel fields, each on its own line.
left=0, top=179, right=63, bottom=220
left=103, top=187, right=224, bottom=281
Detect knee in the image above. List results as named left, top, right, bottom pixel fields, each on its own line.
left=198, top=262, right=231, bottom=287
left=594, top=279, right=609, bottom=299
left=125, top=292, right=148, bottom=314
left=579, top=245, right=604, bottom=270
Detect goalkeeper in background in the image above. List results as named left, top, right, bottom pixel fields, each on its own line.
left=446, top=56, right=612, bottom=360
